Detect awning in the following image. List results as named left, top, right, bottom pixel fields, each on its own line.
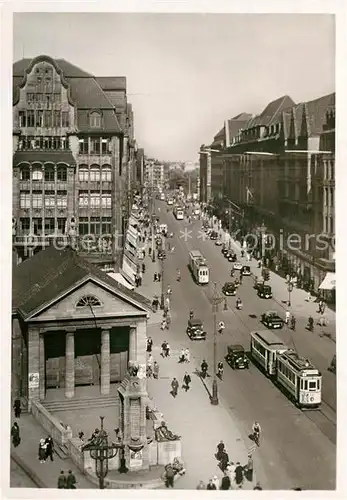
left=319, top=272, right=336, bottom=291
left=107, top=272, right=135, bottom=291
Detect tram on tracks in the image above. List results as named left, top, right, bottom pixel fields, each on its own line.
left=188, top=249, right=209, bottom=284
left=250, top=330, right=322, bottom=409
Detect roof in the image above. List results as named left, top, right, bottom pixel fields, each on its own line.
left=227, top=344, right=245, bottom=351
left=13, top=57, right=94, bottom=78
left=252, top=329, right=284, bottom=346
left=77, top=109, right=122, bottom=133
left=96, top=76, right=127, bottom=91
left=246, top=95, right=295, bottom=129
left=305, top=93, right=335, bottom=137
left=13, top=150, right=76, bottom=166
left=12, top=245, right=151, bottom=319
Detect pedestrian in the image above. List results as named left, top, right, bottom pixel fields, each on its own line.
left=318, top=299, right=324, bottom=314
left=235, top=462, right=244, bottom=488
left=146, top=364, right=153, bottom=378
left=138, top=271, right=143, bottom=286
left=153, top=361, right=159, bottom=379
left=45, top=435, right=54, bottom=461
left=245, top=454, right=253, bottom=482
left=239, top=273, right=243, bottom=284
left=161, top=319, right=167, bottom=330
left=184, top=347, right=190, bottom=362
left=164, top=464, right=175, bottom=488
left=153, top=272, right=157, bottom=282
left=149, top=247, right=152, bottom=256
left=147, top=354, right=153, bottom=367
left=13, top=398, right=21, bottom=419
left=285, top=310, right=290, bottom=325
left=212, top=475, right=219, bottom=489
left=146, top=337, right=153, bottom=353
left=165, top=296, right=170, bottom=310
left=178, top=348, right=186, bottom=363
left=171, top=377, right=179, bottom=397
left=165, top=343, right=170, bottom=357
left=220, top=473, right=231, bottom=490
left=157, top=272, right=161, bottom=282
left=11, top=422, right=21, bottom=447
left=219, top=450, right=229, bottom=472
left=216, top=440, right=225, bottom=460
left=38, top=438, right=47, bottom=463
left=182, top=372, right=191, bottom=391
left=161, top=341, right=167, bottom=357
left=227, top=461, right=236, bottom=488
left=206, top=478, right=217, bottom=490
left=142, top=263, right=146, bottom=274
left=196, top=480, right=206, bottom=490
left=166, top=313, right=171, bottom=328
left=57, top=470, right=67, bottom=489
left=66, top=469, right=77, bottom=489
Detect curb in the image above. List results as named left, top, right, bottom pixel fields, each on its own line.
left=11, top=451, right=47, bottom=488
left=85, top=467, right=182, bottom=489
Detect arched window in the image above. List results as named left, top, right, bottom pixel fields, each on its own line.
left=76, top=295, right=102, bottom=308
left=19, top=164, right=30, bottom=181
left=90, top=111, right=101, bottom=128
left=44, top=164, right=55, bottom=181
left=101, top=164, right=112, bottom=182
left=90, top=164, right=100, bottom=182
left=32, top=164, right=43, bottom=181
left=78, top=165, right=89, bottom=182
left=57, top=165, right=67, bottom=181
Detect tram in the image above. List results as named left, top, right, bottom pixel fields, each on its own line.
left=188, top=250, right=209, bottom=284
left=173, top=205, right=184, bottom=220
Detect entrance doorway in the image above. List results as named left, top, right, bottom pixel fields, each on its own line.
left=75, top=329, right=101, bottom=386
left=45, top=331, right=66, bottom=389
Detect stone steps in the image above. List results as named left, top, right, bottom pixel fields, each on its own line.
left=42, top=396, right=120, bottom=413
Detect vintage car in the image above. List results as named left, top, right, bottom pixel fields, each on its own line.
left=210, top=230, right=218, bottom=240
left=222, top=247, right=229, bottom=256
left=241, top=265, right=251, bottom=276
left=233, top=261, right=243, bottom=270
left=227, top=252, right=237, bottom=262
left=158, top=249, right=166, bottom=260
left=215, top=239, right=223, bottom=246
left=186, top=319, right=207, bottom=340
left=257, top=283, right=272, bottom=299
left=222, top=282, right=237, bottom=296
left=261, top=310, right=284, bottom=329
left=225, top=344, right=249, bottom=369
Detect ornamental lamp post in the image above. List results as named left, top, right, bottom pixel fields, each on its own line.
left=82, top=416, right=127, bottom=489
left=211, top=282, right=225, bottom=406
left=287, top=282, right=293, bottom=307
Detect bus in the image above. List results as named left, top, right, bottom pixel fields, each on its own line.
left=189, top=250, right=209, bottom=284
left=174, top=206, right=184, bottom=220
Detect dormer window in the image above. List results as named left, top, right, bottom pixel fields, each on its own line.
left=90, top=112, right=101, bottom=128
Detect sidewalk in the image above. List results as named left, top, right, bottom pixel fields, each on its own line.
left=10, top=414, right=94, bottom=489
left=146, top=323, right=262, bottom=490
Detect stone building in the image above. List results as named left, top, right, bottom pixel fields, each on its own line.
left=11, top=245, right=151, bottom=407
left=12, top=55, right=136, bottom=268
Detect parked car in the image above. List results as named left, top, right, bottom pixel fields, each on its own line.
left=241, top=265, right=251, bottom=276
left=233, top=261, right=243, bottom=270
left=227, top=252, right=237, bottom=262
left=186, top=319, right=207, bottom=340
left=222, top=248, right=229, bottom=256
left=261, top=310, right=284, bottom=329
left=158, top=250, right=166, bottom=260
left=210, top=231, right=218, bottom=240
left=215, top=239, right=223, bottom=246
left=257, top=284, right=272, bottom=299
left=222, top=282, right=237, bottom=296
left=225, top=345, right=249, bottom=369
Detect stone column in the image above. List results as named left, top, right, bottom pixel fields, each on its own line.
left=100, top=328, right=110, bottom=395
left=39, top=333, right=45, bottom=400
left=65, top=330, right=75, bottom=398
left=129, top=327, right=137, bottom=363
left=27, top=328, right=40, bottom=409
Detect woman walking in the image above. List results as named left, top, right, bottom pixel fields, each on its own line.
left=11, top=422, right=21, bottom=447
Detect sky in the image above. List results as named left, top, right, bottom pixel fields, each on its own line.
left=13, top=13, right=335, bottom=163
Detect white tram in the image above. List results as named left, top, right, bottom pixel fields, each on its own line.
left=174, top=206, right=184, bottom=220
left=276, top=350, right=322, bottom=408
left=250, top=330, right=288, bottom=376
left=189, top=250, right=209, bottom=284
left=250, top=330, right=322, bottom=408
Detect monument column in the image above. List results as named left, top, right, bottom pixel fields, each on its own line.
left=65, top=329, right=75, bottom=398
left=39, top=333, right=45, bottom=400
left=100, top=328, right=110, bottom=395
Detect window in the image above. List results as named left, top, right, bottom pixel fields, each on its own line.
left=101, top=191, right=112, bottom=207
left=90, top=138, right=100, bottom=154
left=33, top=218, right=42, bottom=235
left=79, top=191, right=89, bottom=207
left=90, top=112, right=101, bottom=128
left=78, top=165, right=89, bottom=181
left=44, top=218, right=55, bottom=235
left=308, top=381, right=316, bottom=390
left=304, top=380, right=308, bottom=391
left=330, top=188, right=334, bottom=208
left=20, top=191, right=31, bottom=209
left=57, top=166, right=67, bottom=181
left=32, top=191, right=43, bottom=208
left=90, top=165, right=100, bottom=181
left=44, top=166, right=55, bottom=181
left=90, top=217, right=101, bottom=234
left=53, top=93, right=61, bottom=103
left=45, top=191, right=55, bottom=207
left=79, top=138, right=89, bottom=154
left=44, top=111, right=53, bottom=128
left=78, top=217, right=89, bottom=235
left=18, top=111, right=27, bottom=127
left=76, top=295, right=101, bottom=307
left=90, top=191, right=101, bottom=208
left=35, top=110, right=43, bottom=127
left=20, top=218, right=30, bottom=235
left=101, top=165, right=112, bottom=181
left=53, top=110, right=61, bottom=128
left=20, top=166, right=30, bottom=181
left=27, top=93, right=35, bottom=103
left=62, top=111, right=69, bottom=127
left=57, top=218, right=66, bottom=234
left=101, top=217, right=111, bottom=234
left=27, top=110, right=35, bottom=127
left=32, top=166, right=43, bottom=181
left=57, top=190, right=67, bottom=208
left=101, top=138, right=111, bottom=154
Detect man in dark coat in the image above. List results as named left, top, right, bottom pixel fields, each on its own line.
left=57, top=470, right=67, bottom=489
left=146, top=337, right=153, bottom=353
left=215, top=440, right=225, bottom=460
left=13, top=399, right=21, bottom=418
left=235, top=462, right=244, bottom=488
left=45, top=435, right=54, bottom=461
left=206, top=479, right=217, bottom=490
left=182, top=372, right=191, bottom=391
left=220, top=474, right=231, bottom=490
left=164, top=464, right=175, bottom=487
left=245, top=454, right=253, bottom=482
left=11, top=422, right=20, bottom=447
left=66, top=470, right=77, bottom=489
left=171, top=378, right=179, bottom=397
left=219, top=450, right=229, bottom=472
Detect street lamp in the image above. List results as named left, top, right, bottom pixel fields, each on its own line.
left=211, top=282, right=225, bottom=406
left=287, top=282, right=293, bottom=307
left=82, top=416, right=128, bottom=489
left=160, top=255, right=165, bottom=310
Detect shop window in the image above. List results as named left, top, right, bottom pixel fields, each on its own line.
left=76, top=295, right=101, bottom=307
left=57, top=165, right=67, bottom=181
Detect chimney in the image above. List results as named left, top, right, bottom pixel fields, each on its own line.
left=225, top=120, right=230, bottom=148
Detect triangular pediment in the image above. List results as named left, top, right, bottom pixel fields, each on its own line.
left=27, top=278, right=149, bottom=322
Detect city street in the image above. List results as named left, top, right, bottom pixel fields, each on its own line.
left=154, top=201, right=336, bottom=490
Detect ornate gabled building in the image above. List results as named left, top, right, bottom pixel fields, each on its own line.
left=12, top=55, right=136, bottom=268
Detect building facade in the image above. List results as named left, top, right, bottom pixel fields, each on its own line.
left=144, top=160, right=164, bottom=191
left=12, top=55, right=136, bottom=268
